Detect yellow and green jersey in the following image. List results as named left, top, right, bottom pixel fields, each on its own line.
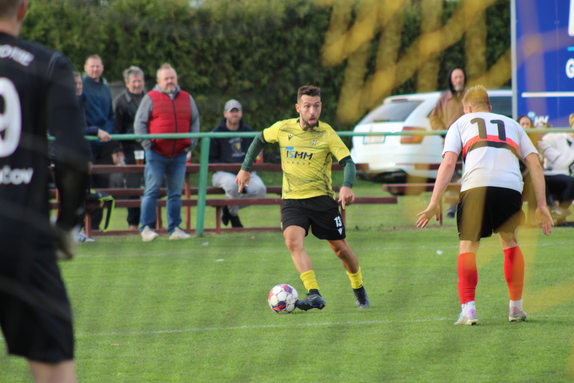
left=263, top=118, right=351, bottom=199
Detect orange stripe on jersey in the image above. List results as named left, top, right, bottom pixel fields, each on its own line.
left=462, top=134, right=519, bottom=160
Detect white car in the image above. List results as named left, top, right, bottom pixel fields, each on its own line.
left=350, top=89, right=512, bottom=184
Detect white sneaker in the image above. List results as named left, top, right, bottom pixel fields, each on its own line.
left=76, top=230, right=95, bottom=243
left=169, top=227, right=190, bottom=240
left=509, top=307, right=527, bottom=322
left=141, top=226, right=159, bottom=242
left=454, top=309, right=478, bottom=325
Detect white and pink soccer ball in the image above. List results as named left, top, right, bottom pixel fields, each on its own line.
left=268, top=284, right=299, bottom=313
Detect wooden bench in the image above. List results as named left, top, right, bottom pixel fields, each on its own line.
left=50, top=162, right=397, bottom=235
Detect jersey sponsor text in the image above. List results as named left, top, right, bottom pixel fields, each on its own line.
left=0, top=165, right=33, bottom=185
left=0, top=45, right=34, bottom=67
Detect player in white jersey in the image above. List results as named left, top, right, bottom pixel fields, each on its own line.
left=416, top=86, right=553, bottom=325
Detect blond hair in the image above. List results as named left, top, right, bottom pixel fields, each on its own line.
left=462, top=85, right=490, bottom=111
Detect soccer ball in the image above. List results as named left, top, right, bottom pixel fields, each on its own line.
left=268, top=284, right=299, bottom=313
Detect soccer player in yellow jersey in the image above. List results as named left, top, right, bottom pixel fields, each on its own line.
left=236, top=85, right=369, bottom=310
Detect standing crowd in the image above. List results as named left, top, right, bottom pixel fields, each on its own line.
left=73, top=54, right=264, bottom=242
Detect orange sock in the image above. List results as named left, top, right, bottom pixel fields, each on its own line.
left=504, top=246, right=524, bottom=301
left=457, top=252, right=477, bottom=304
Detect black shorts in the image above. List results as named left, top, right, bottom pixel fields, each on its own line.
left=281, top=196, right=345, bottom=240
left=0, top=247, right=74, bottom=363
left=457, top=187, right=524, bottom=242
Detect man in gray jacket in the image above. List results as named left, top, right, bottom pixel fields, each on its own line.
left=134, top=63, right=200, bottom=241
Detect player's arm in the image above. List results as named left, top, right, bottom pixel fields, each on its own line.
left=47, top=54, right=91, bottom=259
left=524, top=152, right=553, bottom=235
left=338, top=156, right=356, bottom=209
left=236, top=132, right=266, bottom=191
left=416, top=151, right=458, bottom=228
left=47, top=55, right=90, bottom=229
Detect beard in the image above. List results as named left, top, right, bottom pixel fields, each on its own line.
left=164, top=84, right=177, bottom=94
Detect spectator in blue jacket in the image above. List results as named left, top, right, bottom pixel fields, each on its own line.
left=83, top=55, right=120, bottom=185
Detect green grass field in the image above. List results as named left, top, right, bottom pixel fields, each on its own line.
left=3, top=180, right=574, bottom=382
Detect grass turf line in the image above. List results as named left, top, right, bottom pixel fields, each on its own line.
left=1, top=228, right=574, bottom=382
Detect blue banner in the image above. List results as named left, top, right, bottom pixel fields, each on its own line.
left=513, top=0, right=574, bottom=128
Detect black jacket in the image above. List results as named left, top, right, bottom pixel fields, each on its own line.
left=209, top=118, right=255, bottom=164
left=113, top=89, right=144, bottom=152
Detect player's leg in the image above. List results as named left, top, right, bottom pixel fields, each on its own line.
left=327, top=239, right=369, bottom=308
left=1, top=249, right=77, bottom=383
left=283, top=225, right=325, bottom=310
left=455, top=188, right=486, bottom=325
left=281, top=200, right=325, bottom=310
left=492, top=188, right=527, bottom=321
left=499, top=231, right=527, bottom=321
left=454, top=240, right=480, bottom=325
left=29, top=360, right=76, bottom=383
left=308, top=195, right=368, bottom=309
left=284, top=225, right=313, bottom=274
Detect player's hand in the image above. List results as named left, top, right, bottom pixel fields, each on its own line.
left=236, top=170, right=251, bottom=193
left=416, top=202, right=441, bottom=228
left=52, top=223, right=80, bottom=261
left=338, top=186, right=355, bottom=210
left=535, top=206, right=554, bottom=235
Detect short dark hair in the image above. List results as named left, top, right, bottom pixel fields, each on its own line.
left=297, top=85, right=321, bottom=102
left=0, top=0, right=23, bottom=18
left=516, top=115, right=533, bottom=127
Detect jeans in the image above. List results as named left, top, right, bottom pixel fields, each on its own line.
left=140, top=149, right=187, bottom=234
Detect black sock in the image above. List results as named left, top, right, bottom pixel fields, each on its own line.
left=309, top=289, right=321, bottom=296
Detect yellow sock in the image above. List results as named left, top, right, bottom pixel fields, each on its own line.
left=300, top=270, right=320, bottom=292
left=346, top=267, right=363, bottom=289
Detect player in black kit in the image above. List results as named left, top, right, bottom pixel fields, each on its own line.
left=0, top=1, right=90, bottom=382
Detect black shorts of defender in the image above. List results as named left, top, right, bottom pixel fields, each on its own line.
left=0, top=248, right=74, bottom=363
left=281, top=195, right=346, bottom=240
left=457, top=186, right=524, bottom=242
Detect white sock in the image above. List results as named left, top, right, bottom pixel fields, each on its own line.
left=461, top=301, right=476, bottom=314
left=509, top=299, right=523, bottom=310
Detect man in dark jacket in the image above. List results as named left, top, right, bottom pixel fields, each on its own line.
left=83, top=54, right=119, bottom=190
left=209, top=99, right=266, bottom=228
left=134, top=63, right=199, bottom=241
left=0, top=1, right=90, bottom=381
left=114, top=65, right=146, bottom=230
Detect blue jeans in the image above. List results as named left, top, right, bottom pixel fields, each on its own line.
left=140, top=149, right=187, bottom=234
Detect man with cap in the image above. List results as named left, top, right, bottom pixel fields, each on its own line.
left=209, top=99, right=266, bottom=228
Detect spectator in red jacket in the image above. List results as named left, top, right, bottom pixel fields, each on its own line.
left=134, top=63, right=199, bottom=241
